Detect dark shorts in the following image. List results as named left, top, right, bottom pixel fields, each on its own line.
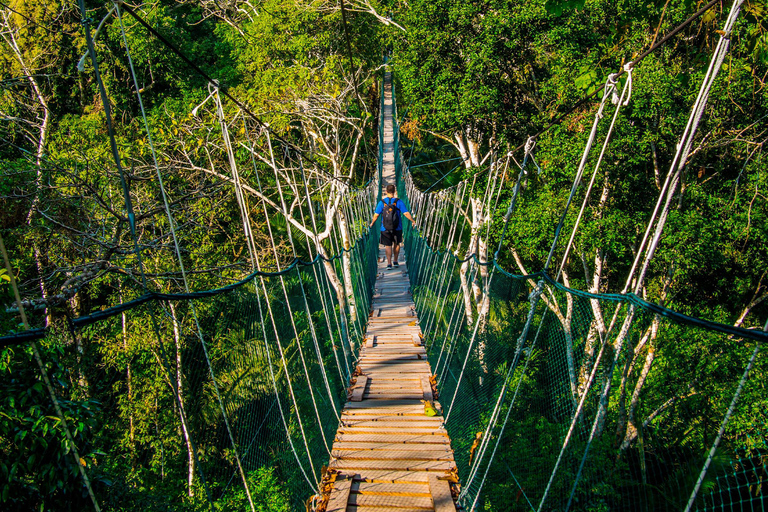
left=380, top=230, right=403, bottom=247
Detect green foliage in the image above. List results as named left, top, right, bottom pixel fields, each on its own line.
left=0, top=341, right=103, bottom=511
left=217, top=467, right=290, bottom=512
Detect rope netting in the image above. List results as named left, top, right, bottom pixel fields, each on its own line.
left=403, top=224, right=766, bottom=510
left=2, top=181, right=379, bottom=510
left=0, top=5, right=382, bottom=506
left=390, top=1, right=766, bottom=507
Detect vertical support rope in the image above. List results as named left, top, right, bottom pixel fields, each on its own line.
left=117, top=8, right=256, bottom=507
left=77, top=2, right=214, bottom=505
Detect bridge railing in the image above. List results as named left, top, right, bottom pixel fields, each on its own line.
left=1, top=180, right=380, bottom=511
left=391, top=77, right=767, bottom=512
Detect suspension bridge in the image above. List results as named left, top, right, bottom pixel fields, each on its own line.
left=1, top=0, right=767, bottom=510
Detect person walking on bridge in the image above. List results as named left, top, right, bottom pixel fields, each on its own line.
left=370, top=184, right=415, bottom=270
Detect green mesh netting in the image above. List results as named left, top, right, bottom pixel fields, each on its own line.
left=399, top=166, right=767, bottom=512
left=1, top=177, right=379, bottom=510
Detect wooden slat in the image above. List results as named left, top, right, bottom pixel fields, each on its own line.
left=363, top=347, right=425, bottom=354
left=334, top=442, right=452, bottom=452
left=332, top=448, right=453, bottom=460
left=330, top=459, right=455, bottom=471
left=351, top=480, right=429, bottom=494
left=421, top=376, right=433, bottom=402
left=348, top=507, right=431, bottom=512
left=341, top=408, right=425, bottom=416
left=366, top=384, right=423, bottom=391
left=348, top=493, right=434, bottom=509
left=360, top=363, right=430, bottom=370
left=351, top=375, right=368, bottom=402
left=342, top=414, right=443, bottom=423
left=429, top=474, right=456, bottom=512
left=343, top=399, right=427, bottom=408
left=351, top=470, right=434, bottom=482
left=360, top=354, right=422, bottom=361
left=335, top=434, right=451, bottom=444
left=327, top=474, right=354, bottom=512
left=368, top=382, right=421, bottom=390
left=365, top=392, right=424, bottom=400
left=342, top=420, right=442, bottom=428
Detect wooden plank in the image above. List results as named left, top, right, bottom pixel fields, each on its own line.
left=334, top=442, right=452, bottom=452
left=337, top=428, right=448, bottom=437
left=429, top=474, right=456, bottom=512
left=421, top=376, right=433, bottom=402
left=335, top=433, right=450, bottom=444
left=364, top=383, right=424, bottom=390
left=368, top=373, right=421, bottom=386
left=365, top=377, right=422, bottom=384
left=340, top=416, right=443, bottom=425
left=330, top=459, right=456, bottom=471
left=341, top=402, right=423, bottom=411
left=327, top=473, right=354, bottom=512
left=365, top=336, right=374, bottom=348
left=350, top=375, right=367, bottom=402
left=351, top=470, right=434, bottom=482
left=332, top=448, right=453, bottom=460
left=359, top=361, right=430, bottom=367
left=367, top=333, right=418, bottom=338
left=361, top=392, right=425, bottom=398
left=364, top=392, right=424, bottom=400
left=359, top=354, right=422, bottom=361
left=343, top=399, right=426, bottom=409
left=367, top=316, right=418, bottom=321
left=351, top=480, right=430, bottom=495
left=359, top=364, right=431, bottom=372
left=363, top=347, right=425, bottom=353
left=412, top=333, right=421, bottom=346
left=339, top=416, right=445, bottom=424
left=348, top=493, right=434, bottom=509
left=342, top=420, right=443, bottom=428
left=362, top=368, right=431, bottom=374
left=348, top=507, right=430, bottom=512
left=365, top=327, right=421, bottom=333
left=369, top=315, right=419, bottom=321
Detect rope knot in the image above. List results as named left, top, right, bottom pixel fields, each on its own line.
left=529, top=279, right=545, bottom=303
left=524, top=137, right=536, bottom=156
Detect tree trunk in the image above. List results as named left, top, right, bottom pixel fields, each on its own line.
left=3, top=12, right=52, bottom=326
left=69, top=293, right=89, bottom=393
left=120, top=286, right=135, bottom=464
left=459, top=259, right=475, bottom=326
left=318, top=241, right=353, bottom=355
left=170, top=302, right=195, bottom=497
left=337, top=208, right=358, bottom=322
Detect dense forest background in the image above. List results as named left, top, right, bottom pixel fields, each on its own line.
left=1, top=0, right=767, bottom=510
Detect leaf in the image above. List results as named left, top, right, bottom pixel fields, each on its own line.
left=544, top=0, right=587, bottom=16
left=421, top=399, right=438, bottom=416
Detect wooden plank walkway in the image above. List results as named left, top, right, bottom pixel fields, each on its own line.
left=323, top=70, right=459, bottom=512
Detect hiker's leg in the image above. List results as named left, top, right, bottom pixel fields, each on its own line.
left=392, top=231, right=403, bottom=263
left=380, top=232, right=393, bottom=264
